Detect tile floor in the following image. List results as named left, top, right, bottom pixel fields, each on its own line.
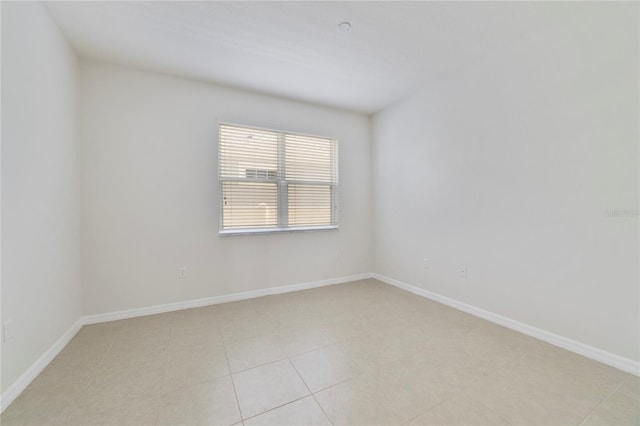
left=1, top=279, right=638, bottom=425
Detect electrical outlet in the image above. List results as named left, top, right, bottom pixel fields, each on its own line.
left=460, top=266, right=467, bottom=278
left=3, top=319, right=14, bottom=342
left=178, top=267, right=186, bottom=278
left=423, top=258, right=430, bottom=269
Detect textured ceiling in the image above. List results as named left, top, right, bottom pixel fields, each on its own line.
left=46, top=1, right=553, bottom=114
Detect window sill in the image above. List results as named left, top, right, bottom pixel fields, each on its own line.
left=219, top=225, right=338, bottom=236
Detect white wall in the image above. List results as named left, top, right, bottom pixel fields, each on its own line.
left=1, top=2, right=82, bottom=393
left=372, top=3, right=639, bottom=362
left=79, top=60, right=372, bottom=316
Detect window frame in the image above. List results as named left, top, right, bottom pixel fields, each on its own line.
left=218, top=122, right=339, bottom=236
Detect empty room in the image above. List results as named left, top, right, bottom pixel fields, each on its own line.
left=1, top=1, right=638, bottom=425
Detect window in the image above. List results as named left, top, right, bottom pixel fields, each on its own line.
left=218, top=123, right=338, bottom=234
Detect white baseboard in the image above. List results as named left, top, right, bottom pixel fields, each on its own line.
left=83, top=272, right=374, bottom=325
left=373, top=273, right=639, bottom=376
left=0, top=318, right=83, bottom=413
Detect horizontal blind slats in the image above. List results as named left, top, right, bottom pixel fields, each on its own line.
left=288, top=184, right=332, bottom=226
left=219, top=124, right=279, bottom=180
left=219, top=123, right=338, bottom=231
left=222, top=182, right=278, bottom=229
left=285, top=133, right=335, bottom=183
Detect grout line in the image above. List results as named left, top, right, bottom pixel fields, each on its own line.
left=310, top=376, right=358, bottom=395
left=223, top=333, right=349, bottom=377
left=285, top=338, right=338, bottom=359
left=152, top=313, right=175, bottom=426
left=242, top=395, right=311, bottom=424
left=617, top=373, right=639, bottom=397
left=402, top=395, right=451, bottom=426
left=240, top=393, right=311, bottom=423
left=576, top=373, right=629, bottom=425
left=287, top=358, right=334, bottom=425
left=471, top=397, right=513, bottom=426
left=227, top=354, right=290, bottom=375
left=223, top=344, right=244, bottom=422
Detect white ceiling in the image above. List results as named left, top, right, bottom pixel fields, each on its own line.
left=46, top=1, right=552, bottom=114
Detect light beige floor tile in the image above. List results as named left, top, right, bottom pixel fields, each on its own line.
left=29, top=360, right=94, bottom=389
left=518, top=348, right=629, bottom=394
left=116, top=313, right=174, bottom=340
left=170, top=312, right=224, bottom=339
left=244, top=396, right=331, bottom=426
left=463, top=367, right=606, bottom=425
left=407, top=394, right=511, bottom=425
left=168, top=327, right=223, bottom=349
left=358, top=308, right=413, bottom=331
left=100, top=332, right=169, bottom=371
left=211, top=300, right=257, bottom=318
left=221, top=316, right=271, bottom=342
left=81, top=359, right=164, bottom=412
left=34, top=336, right=112, bottom=385
left=66, top=395, right=158, bottom=426
left=225, top=335, right=286, bottom=373
left=233, top=359, right=309, bottom=419
left=162, top=342, right=230, bottom=393
left=340, top=334, right=398, bottom=375
left=581, top=391, right=640, bottom=425
left=0, top=381, right=88, bottom=426
left=618, top=375, right=640, bottom=398
left=173, top=314, right=228, bottom=331
left=369, top=323, right=433, bottom=359
left=320, top=318, right=368, bottom=343
left=56, top=341, right=114, bottom=365
left=407, top=335, right=477, bottom=372
left=275, top=328, right=332, bottom=357
left=446, top=325, right=542, bottom=375
left=290, top=343, right=360, bottom=392
left=314, top=374, right=425, bottom=425
left=72, top=322, right=124, bottom=346
left=375, top=354, right=463, bottom=413
left=269, top=315, right=328, bottom=335
left=157, top=376, right=241, bottom=426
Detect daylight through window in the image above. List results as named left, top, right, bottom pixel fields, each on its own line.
left=219, top=123, right=338, bottom=234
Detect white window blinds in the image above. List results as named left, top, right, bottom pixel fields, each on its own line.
left=219, top=123, right=338, bottom=234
